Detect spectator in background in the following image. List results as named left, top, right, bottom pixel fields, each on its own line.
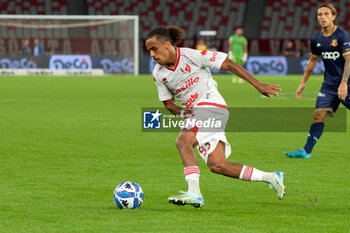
left=284, top=40, right=296, bottom=56
left=19, top=39, right=31, bottom=56
left=33, top=39, right=44, bottom=56
left=228, top=27, right=248, bottom=83
left=195, top=38, right=208, bottom=51
left=296, top=41, right=308, bottom=58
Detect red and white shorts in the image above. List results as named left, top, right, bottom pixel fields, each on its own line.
left=182, top=102, right=232, bottom=164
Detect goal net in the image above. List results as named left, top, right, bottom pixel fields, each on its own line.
left=0, top=15, right=139, bottom=75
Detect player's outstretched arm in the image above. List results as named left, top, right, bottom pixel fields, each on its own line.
left=338, top=54, right=350, bottom=100
left=296, top=54, right=318, bottom=100
left=220, top=58, right=281, bottom=98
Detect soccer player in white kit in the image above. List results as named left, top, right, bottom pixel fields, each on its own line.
left=146, top=26, right=286, bottom=208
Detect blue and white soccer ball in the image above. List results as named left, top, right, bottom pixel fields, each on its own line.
left=113, top=181, right=144, bottom=209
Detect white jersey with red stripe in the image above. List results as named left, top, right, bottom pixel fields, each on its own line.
left=152, top=47, right=228, bottom=108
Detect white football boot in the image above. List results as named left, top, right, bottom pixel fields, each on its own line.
left=168, top=191, right=204, bottom=208
left=269, top=171, right=286, bottom=200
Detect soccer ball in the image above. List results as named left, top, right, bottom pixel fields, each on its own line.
left=113, top=181, right=144, bottom=209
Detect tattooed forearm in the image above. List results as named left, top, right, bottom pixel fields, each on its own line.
left=342, top=54, right=350, bottom=82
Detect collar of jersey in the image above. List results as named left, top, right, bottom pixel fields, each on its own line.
left=163, top=47, right=180, bottom=71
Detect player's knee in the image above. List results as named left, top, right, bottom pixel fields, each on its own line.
left=176, top=132, right=196, bottom=150
left=175, top=137, right=183, bottom=150
left=313, top=111, right=326, bottom=122
left=208, top=160, right=226, bottom=174
left=175, top=135, right=189, bottom=151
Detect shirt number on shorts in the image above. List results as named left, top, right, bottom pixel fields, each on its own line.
left=199, top=142, right=211, bottom=157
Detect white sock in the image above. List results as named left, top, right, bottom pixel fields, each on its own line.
left=184, top=166, right=201, bottom=195
left=239, top=165, right=273, bottom=182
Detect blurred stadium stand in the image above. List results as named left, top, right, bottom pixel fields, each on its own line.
left=1, top=0, right=349, bottom=41
left=86, top=0, right=246, bottom=41
left=0, top=0, right=67, bottom=15
left=1, top=0, right=350, bottom=72
left=261, top=0, right=350, bottom=39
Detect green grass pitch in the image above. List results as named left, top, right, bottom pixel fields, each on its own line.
left=0, top=74, right=349, bottom=233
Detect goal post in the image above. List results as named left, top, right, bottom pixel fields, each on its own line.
left=0, top=15, right=139, bottom=75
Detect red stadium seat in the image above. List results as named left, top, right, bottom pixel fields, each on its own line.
left=6, top=0, right=350, bottom=43
left=83, top=0, right=247, bottom=40
left=0, top=0, right=67, bottom=15
left=260, top=0, right=349, bottom=39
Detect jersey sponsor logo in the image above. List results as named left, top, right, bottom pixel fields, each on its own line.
left=330, top=39, right=338, bottom=47
left=316, top=43, right=321, bottom=47
left=321, top=51, right=340, bottom=60
left=185, top=93, right=198, bottom=107
left=344, top=42, right=350, bottom=46
left=180, top=64, right=191, bottom=74
left=210, top=52, right=218, bottom=62
left=172, top=76, right=199, bottom=94
left=162, top=77, right=168, bottom=83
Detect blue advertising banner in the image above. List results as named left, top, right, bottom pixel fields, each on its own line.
left=286, top=56, right=324, bottom=75
left=49, top=55, right=92, bottom=69
left=96, top=57, right=134, bottom=74
left=0, top=55, right=324, bottom=75
left=246, top=56, right=288, bottom=75
left=0, top=56, right=48, bottom=69
left=0, top=55, right=135, bottom=74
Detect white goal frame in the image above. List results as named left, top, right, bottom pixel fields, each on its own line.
left=0, top=14, right=139, bottom=75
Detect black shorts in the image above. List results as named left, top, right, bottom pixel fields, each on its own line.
left=315, top=88, right=350, bottom=115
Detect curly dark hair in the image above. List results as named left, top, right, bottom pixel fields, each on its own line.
left=146, top=25, right=184, bottom=46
